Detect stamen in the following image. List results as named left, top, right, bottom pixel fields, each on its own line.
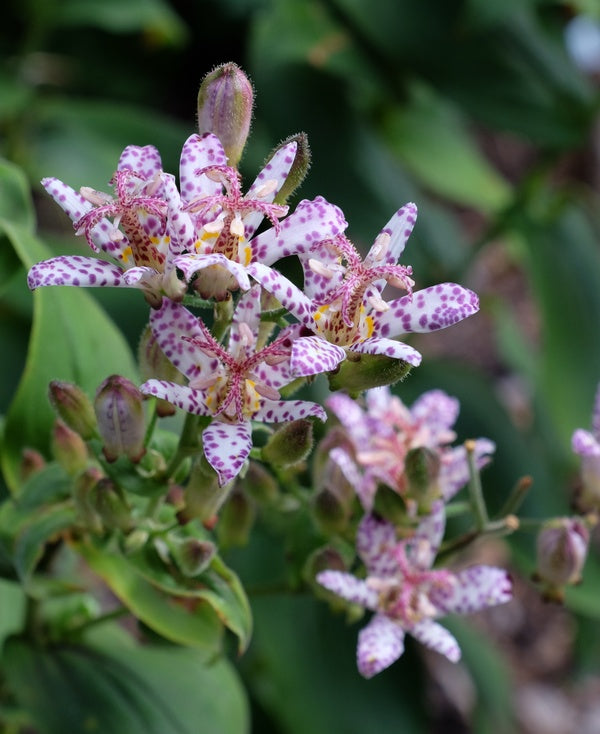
left=254, top=382, right=280, bottom=400
left=367, top=292, right=390, bottom=313
left=237, top=321, right=254, bottom=348
left=252, top=179, right=278, bottom=199
left=369, top=232, right=391, bottom=262
left=230, top=215, right=245, bottom=237
left=308, top=258, right=336, bottom=279
left=80, top=186, right=112, bottom=206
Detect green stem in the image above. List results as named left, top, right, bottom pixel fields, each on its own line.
left=68, top=606, right=130, bottom=635
left=465, top=439, right=488, bottom=531
left=444, top=501, right=472, bottom=518
left=162, top=413, right=202, bottom=480
left=494, top=475, right=533, bottom=519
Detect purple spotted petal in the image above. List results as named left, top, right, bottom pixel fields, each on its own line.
left=374, top=284, right=479, bottom=336
left=409, top=620, right=461, bottom=662
left=592, top=385, right=600, bottom=441
left=202, top=419, right=252, bottom=486
left=350, top=336, right=422, bottom=366
left=243, top=140, right=297, bottom=238
left=327, top=392, right=373, bottom=444
left=230, top=284, right=262, bottom=353
left=356, top=514, right=400, bottom=577
left=118, top=145, right=162, bottom=178
left=173, top=253, right=251, bottom=291
left=27, top=256, right=126, bottom=289
left=374, top=202, right=418, bottom=266
left=411, top=500, right=446, bottom=564
left=329, top=447, right=378, bottom=511
left=411, top=390, right=460, bottom=437
left=432, top=566, right=512, bottom=615
left=316, top=571, right=378, bottom=610
left=42, top=177, right=93, bottom=224
left=440, top=439, right=495, bottom=501
left=572, top=428, right=600, bottom=457
left=253, top=399, right=327, bottom=424
left=247, top=262, right=313, bottom=327
left=149, top=300, right=215, bottom=380
left=139, top=380, right=210, bottom=415
left=249, top=196, right=347, bottom=265
left=179, top=133, right=227, bottom=204
left=290, top=336, right=346, bottom=377
left=357, top=614, right=405, bottom=678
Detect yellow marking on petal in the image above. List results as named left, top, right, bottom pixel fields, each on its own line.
left=122, top=246, right=133, bottom=263
left=243, top=245, right=252, bottom=266
left=365, top=315, right=375, bottom=338
left=149, top=236, right=160, bottom=245
left=201, top=230, right=219, bottom=241
left=244, top=379, right=261, bottom=415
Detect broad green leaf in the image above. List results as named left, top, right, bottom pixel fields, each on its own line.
left=0, top=220, right=138, bottom=493
left=0, top=159, right=34, bottom=232
left=380, top=86, right=511, bottom=212
left=4, top=629, right=248, bottom=734
left=13, top=502, right=76, bottom=583
left=116, top=541, right=252, bottom=652
left=76, top=541, right=223, bottom=655
left=0, top=579, right=26, bottom=647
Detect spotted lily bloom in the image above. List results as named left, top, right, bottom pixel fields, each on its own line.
left=572, top=383, right=600, bottom=510
left=317, top=503, right=512, bottom=678
left=140, top=285, right=345, bottom=485
left=171, top=133, right=347, bottom=297
left=28, top=145, right=187, bottom=307
left=325, top=387, right=494, bottom=511
left=248, top=204, right=478, bottom=366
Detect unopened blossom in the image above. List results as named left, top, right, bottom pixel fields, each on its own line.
left=248, top=204, right=478, bottom=366
left=535, top=517, right=589, bottom=600
left=171, top=132, right=347, bottom=298
left=317, top=502, right=512, bottom=678
left=28, top=145, right=187, bottom=307
left=325, top=386, right=494, bottom=511
left=572, top=383, right=600, bottom=510
left=140, top=285, right=345, bottom=485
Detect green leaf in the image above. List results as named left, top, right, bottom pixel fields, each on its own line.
left=75, top=541, right=223, bottom=655
left=0, top=220, right=138, bottom=493
left=121, top=539, right=252, bottom=652
left=0, top=580, right=26, bottom=647
left=4, top=629, right=249, bottom=734
left=0, top=159, right=34, bottom=231
left=380, top=85, right=511, bottom=212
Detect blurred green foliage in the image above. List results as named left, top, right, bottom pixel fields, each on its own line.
left=2, top=0, right=600, bottom=732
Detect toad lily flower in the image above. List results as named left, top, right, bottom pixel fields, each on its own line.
left=572, top=382, right=600, bottom=510
left=326, top=387, right=495, bottom=511
left=172, top=133, right=347, bottom=297
left=248, top=204, right=478, bottom=366
left=317, top=503, right=512, bottom=678
left=28, top=145, right=186, bottom=307
left=140, top=285, right=345, bottom=485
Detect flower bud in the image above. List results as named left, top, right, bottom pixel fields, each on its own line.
left=327, top=353, right=412, bottom=397
left=303, top=546, right=347, bottom=589
left=138, top=326, right=183, bottom=417
left=404, top=447, right=441, bottom=513
left=51, top=419, right=89, bottom=476
left=535, top=518, right=590, bottom=601
left=94, top=375, right=146, bottom=463
left=240, top=461, right=279, bottom=504
left=168, top=535, right=216, bottom=577
left=217, top=489, right=256, bottom=549
left=48, top=380, right=97, bottom=440
left=197, top=62, right=253, bottom=167
left=373, top=484, right=409, bottom=526
left=123, top=528, right=150, bottom=554
left=183, top=455, right=232, bottom=524
left=90, top=477, right=132, bottom=532
left=20, top=448, right=46, bottom=481
left=270, top=132, right=311, bottom=205
left=73, top=467, right=104, bottom=534
left=312, top=487, right=349, bottom=536
left=261, top=419, right=314, bottom=468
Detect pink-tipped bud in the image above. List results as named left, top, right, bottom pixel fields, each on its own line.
left=94, top=375, right=146, bottom=463
left=48, top=380, right=97, bottom=440
left=535, top=517, right=590, bottom=601
left=51, top=419, right=89, bottom=476
left=197, top=62, right=254, bottom=167
left=168, top=535, right=216, bottom=577
left=20, top=449, right=46, bottom=481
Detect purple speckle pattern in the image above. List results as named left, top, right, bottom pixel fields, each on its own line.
left=202, top=420, right=252, bottom=486
left=27, top=256, right=126, bottom=289
left=357, top=614, right=405, bottom=679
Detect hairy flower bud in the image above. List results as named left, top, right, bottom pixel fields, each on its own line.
left=312, top=487, right=349, bottom=536
left=48, top=380, right=97, bottom=440
left=327, top=353, right=412, bottom=396
left=197, top=62, right=253, bottom=167
left=138, top=326, right=183, bottom=417
left=51, top=419, right=89, bottom=476
left=261, top=419, right=314, bottom=468
left=535, top=517, right=590, bottom=601
left=94, top=375, right=146, bottom=463
left=90, top=477, right=132, bottom=532
left=168, top=535, right=216, bottom=577
left=270, top=132, right=311, bottom=205
left=218, top=489, right=256, bottom=549
left=404, top=446, right=441, bottom=513
left=240, top=461, right=279, bottom=504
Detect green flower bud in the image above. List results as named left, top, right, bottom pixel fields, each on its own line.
left=270, top=132, right=311, bottom=205
left=327, top=353, right=412, bottom=397
left=373, top=484, right=409, bottom=526
left=94, top=375, right=146, bottom=463
left=240, top=461, right=279, bottom=505
left=73, top=467, right=104, bottom=535
left=404, top=446, right=441, bottom=513
left=197, top=62, right=254, bottom=167
left=217, top=488, right=256, bottom=549
left=90, top=478, right=132, bottom=532
left=168, top=535, right=216, bottom=577
left=138, top=326, right=183, bottom=417
left=51, top=419, right=89, bottom=476
left=183, top=455, right=232, bottom=524
left=48, top=380, right=97, bottom=440
left=261, top=419, right=314, bottom=468
left=20, top=448, right=46, bottom=481
left=312, top=487, right=349, bottom=536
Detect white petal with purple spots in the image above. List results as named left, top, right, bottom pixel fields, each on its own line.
left=27, top=256, right=126, bottom=289
left=357, top=614, right=405, bottom=679
left=202, top=419, right=252, bottom=486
